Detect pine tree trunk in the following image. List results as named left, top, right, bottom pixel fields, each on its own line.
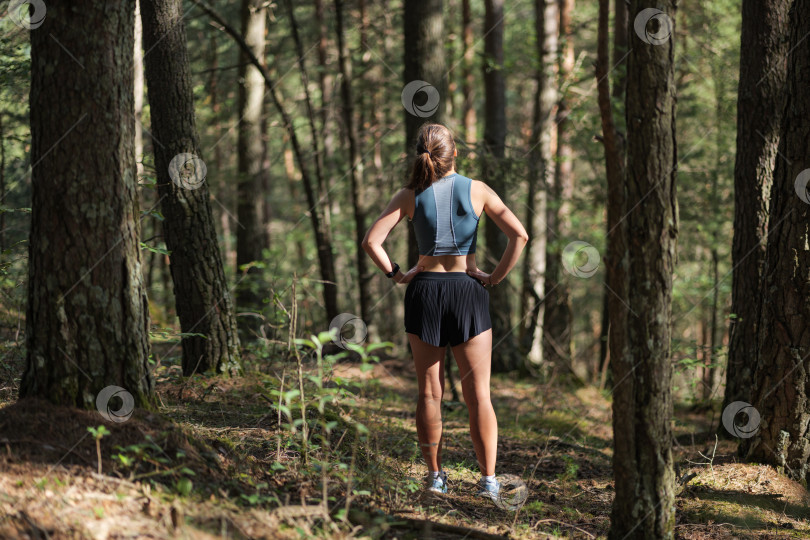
left=314, top=0, right=335, bottom=211
left=720, top=0, right=789, bottom=427
left=403, top=0, right=445, bottom=268
left=461, top=0, right=477, bottom=147
left=21, top=0, right=153, bottom=407
left=521, top=0, right=557, bottom=366
left=543, top=0, right=574, bottom=371
left=741, top=0, right=810, bottom=484
left=598, top=0, right=629, bottom=384
left=140, top=0, right=242, bottom=376
left=483, top=0, right=521, bottom=372
left=609, top=0, right=678, bottom=537
left=334, top=0, right=372, bottom=323
left=235, top=0, right=269, bottom=339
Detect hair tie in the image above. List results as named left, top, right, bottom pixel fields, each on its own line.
left=422, top=150, right=431, bottom=157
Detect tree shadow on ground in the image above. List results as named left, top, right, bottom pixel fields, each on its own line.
left=681, top=487, right=810, bottom=531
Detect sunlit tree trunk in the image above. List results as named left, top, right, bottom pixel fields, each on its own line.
left=521, top=0, right=557, bottom=366
left=543, top=0, right=574, bottom=371
left=235, top=0, right=270, bottom=339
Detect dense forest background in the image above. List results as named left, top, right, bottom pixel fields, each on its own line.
left=2, top=0, right=809, bottom=538
left=2, top=0, right=739, bottom=393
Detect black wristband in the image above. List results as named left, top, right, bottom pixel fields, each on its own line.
left=385, top=262, right=400, bottom=278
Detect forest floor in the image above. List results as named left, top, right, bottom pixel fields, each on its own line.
left=1, top=344, right=809, bottom=539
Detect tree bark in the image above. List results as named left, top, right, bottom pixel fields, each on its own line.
left=543, top=0, right=574, bottom=371
left=334, top=0, right=372, bottom=323
left=481, top=0, right=521, bottom=372
left=720, top=0, right=789, bottom=428
left=140, top=0, right=242, bottom=376
left=598, top=0, right=629, bottom=383
left=608, top=0, right=678, bottom=537
left=314, top=0, right=336, bottom=218
left=20, top=0, right=153, bottom=407
left=461, top=0, right=476, bottom=147
left=521, top=0, right=557, bottom=366
left=403, top=0, right=445, bottom=268
left=612, top=0, right=628, bottom=100
left=741, top=0, right=810, bottom=485
left=134, top=0, right=145, bottom=179
left=235, top=0, right=270, bottom=338
left=482, top=0, right=516, bottom=372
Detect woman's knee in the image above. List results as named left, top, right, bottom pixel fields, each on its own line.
left=461, top=385, right=490, bottom=408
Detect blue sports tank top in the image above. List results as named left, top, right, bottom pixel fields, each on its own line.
left=411, top=173, right=480, bottom=256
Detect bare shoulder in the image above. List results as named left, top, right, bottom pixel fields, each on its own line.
left=391, top=187, right=413, bottom=200
left=471, top=179, right=500, bottom=203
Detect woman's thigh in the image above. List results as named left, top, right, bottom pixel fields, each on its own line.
left=408, top=332, right=446, bottom=396
left=451, top=329, right=493, bottom=400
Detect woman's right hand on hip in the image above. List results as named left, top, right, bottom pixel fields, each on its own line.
left=395, top=265, right=425, bottom=284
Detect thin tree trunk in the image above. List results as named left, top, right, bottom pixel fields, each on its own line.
left=0, top=111, right=5, bottom=253
left=720, top=0, right=789, bottom=429
left=334, top=0, right=372, bottom=322
left=135, top=0, right=151, bottom=292
left=611, top=0, right=628, bottom=100
left=705, top=117, right=721, bottom=402
left=134, top=0, right=145, bottom=179
left=521, top=0, right=557, bottom=367
left=235, top=0, right=269, bottom=338
left=208, top=34, right=234, bottom=272
left=598, top=0, right=628, bottom=381
left=608, top=0, right=678, bottom=537
left=483, top=0, right=520, bottom=372
left=543, top=0, right=574, bottom=371
left=596, top=0, right=627, bottom=436
left=140, top=0, right=242, bottom=376
left=314, top=0, right=335, bottom=213
left=461, top=0, right=476, bottom=148
left=741, top=0, right=810, bottom=484
left=403, top=0, right=445, bottom=268
left=193, top=0, right=340, bottom=323
left=20, top=0, right=153, bottom=407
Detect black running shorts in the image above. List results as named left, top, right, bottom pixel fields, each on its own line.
left=404, top=272, right=492, bottom=347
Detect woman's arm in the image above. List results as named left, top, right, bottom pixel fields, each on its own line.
left=361, top=189, right=423, bottom=283
left=468, top=181, right=529, bottom=285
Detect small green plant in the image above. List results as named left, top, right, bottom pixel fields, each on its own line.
left=87, top=425, right=111, bottom=475
left=112, top=434, right=194, bottom=491
left=558, top=455, right=579, bottom=482
left=175, top=477, right=193, bottom=496
left=524, top=500, right=545, bottom=514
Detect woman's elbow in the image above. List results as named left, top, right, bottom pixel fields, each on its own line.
left=512, top=229, right=529, bottom=244
left=361, top=233, right=376, bottom=253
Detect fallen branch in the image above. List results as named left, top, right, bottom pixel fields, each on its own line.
left=532, top=518, right=596, bottom=538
